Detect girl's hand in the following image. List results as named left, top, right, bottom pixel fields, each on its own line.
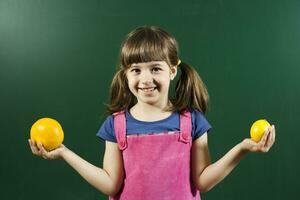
left=240, top=125, right=276, bottom=153
left=28, top=139, right=66, bottom=160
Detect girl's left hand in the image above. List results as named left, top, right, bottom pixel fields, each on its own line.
left=240, top=125, right=276, bottom=153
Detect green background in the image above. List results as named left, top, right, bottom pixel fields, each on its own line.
left=1, top=0, right=299, bottom=199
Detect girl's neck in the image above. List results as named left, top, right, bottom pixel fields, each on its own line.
left=129, top=101, right=173, bottom=122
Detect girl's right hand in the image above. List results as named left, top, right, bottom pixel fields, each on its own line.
left=28, top=139, right=67, bottom=160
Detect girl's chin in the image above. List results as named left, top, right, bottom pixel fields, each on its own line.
left=137, top=95, right=159, bottom=103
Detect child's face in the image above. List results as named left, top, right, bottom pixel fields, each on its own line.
left=126, top=61, right=177, bottom=107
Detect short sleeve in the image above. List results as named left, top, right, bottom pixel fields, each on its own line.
left=96, top=115, right=117, bottom=143
left=191, top=109, right=212, bottom=140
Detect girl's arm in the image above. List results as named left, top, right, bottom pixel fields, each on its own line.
left=191, top=125, right=275, bottom=192
left=29, top=140, right=124, bottom=196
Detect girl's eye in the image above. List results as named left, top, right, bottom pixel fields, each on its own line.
left=131, top=68, right=140, bottom=73
left=152, top=67, right=161, bottom=72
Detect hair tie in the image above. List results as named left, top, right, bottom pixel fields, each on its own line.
left=177, top=59, right=181, bottom=66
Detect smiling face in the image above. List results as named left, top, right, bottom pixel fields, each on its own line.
left=125, top=61, right=177, bottom=108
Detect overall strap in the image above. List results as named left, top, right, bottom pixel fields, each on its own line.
left=113, top=111, right=128, bottom=150
left=179, top=111, right=192, bottom=144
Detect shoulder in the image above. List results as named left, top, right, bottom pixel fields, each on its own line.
left=96, top=114, right=117, bottom=143
left=190, top=109, right=212, bottom=140
left=103, top=114, right=115, bottom=127
left=191, top=109, right=208, bottom=122
left=190, top=108, right=205, bottom=116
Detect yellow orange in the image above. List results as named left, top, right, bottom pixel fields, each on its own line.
left=250, top=119, right=270, bottom=142
left=30, top=118, right=64, bottom=151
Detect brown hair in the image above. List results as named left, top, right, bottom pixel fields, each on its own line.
left=105, top=26, right=209, bottom=115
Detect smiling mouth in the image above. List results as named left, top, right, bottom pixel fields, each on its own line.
left=139, top=87, right=157, bottom=92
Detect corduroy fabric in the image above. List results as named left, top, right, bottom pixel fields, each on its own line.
left=109, top=111, right=200, bottom=200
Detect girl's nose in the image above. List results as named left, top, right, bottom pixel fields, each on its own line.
left=140, top=71, right=153, bottom=83
left=141, top=80, right=153, bottom=85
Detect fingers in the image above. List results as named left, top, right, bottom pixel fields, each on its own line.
left=272, top=125, right=276, bottom=144
left=263, top=127, right=272, bottom=152
left=265, top=125, right=276, bottom=149
left=268, top=125, right=276, bottom=147
left=28, top=139, right=39, bottom=155
left=37, top=142, right=49, bottom=159
left=259, top=127, right=271, bottom=147
left=28, top=139, right=49, bottom=159
left=256, top=128, right=270, bottom=152
left=258, top=125, right=276, bottom=152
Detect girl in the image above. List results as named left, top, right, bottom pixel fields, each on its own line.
left=29, top=26, right=276, bottom=200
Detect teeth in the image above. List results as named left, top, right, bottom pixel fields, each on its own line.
left=141, top=87, right=155, bottom=92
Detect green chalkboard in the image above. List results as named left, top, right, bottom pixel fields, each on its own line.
left=1, top=0, right=299, bottom=199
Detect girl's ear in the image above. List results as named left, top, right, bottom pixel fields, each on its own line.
left=170, top=66, right=177, bottom=80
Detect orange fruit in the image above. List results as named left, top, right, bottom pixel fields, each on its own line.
left=250, top=119, right=270, bottom=142
left=30, top=118, right=64, bottom=151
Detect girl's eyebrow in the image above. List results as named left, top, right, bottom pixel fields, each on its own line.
left=131, top=63, right=162, bottom=68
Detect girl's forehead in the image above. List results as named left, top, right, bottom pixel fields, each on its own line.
left=130, top=61, right=167, bottom=68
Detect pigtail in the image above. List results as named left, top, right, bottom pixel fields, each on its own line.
left=105, top=68, right=136, bottom=115
left=172, top=62, right=209, bottom=114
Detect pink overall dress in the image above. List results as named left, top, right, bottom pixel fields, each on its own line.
left=110, top=110, right=201, bottom=200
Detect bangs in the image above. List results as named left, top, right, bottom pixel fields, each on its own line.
left=120, top=27, right=176, bottom=69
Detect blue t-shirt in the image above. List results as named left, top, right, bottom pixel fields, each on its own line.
left=96, top=109, right=212, bottom=143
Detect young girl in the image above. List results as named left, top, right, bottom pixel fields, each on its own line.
left=28, top=26, right=276, bottom=200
